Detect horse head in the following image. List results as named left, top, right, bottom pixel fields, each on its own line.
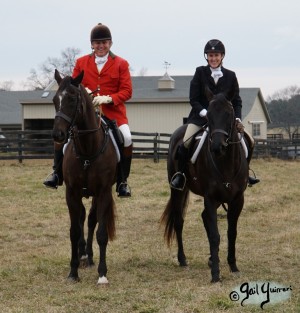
left=52, top=69, right=85, bottom=143
left=206, top=88, right=235, bottom=157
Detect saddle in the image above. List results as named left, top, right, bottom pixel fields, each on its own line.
left=100, top=116, right=122, bottom=162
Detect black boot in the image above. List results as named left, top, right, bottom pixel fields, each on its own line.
left=248, top=176, right=260, bottom=186
left=116, top=146, right=132, bottom=198
left=43, top=149, right=64, bottom=189
left=170, top=144, right=189, bottom=191
left=243, top=131, right=260, bottom=187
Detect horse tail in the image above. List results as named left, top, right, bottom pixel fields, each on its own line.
left=106, top=200, right=116, bottom=241
left=160, top=189, right=189, bottom=246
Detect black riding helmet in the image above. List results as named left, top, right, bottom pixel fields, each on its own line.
left=204, top=39, right=225, bottom=65
left=90, top=23, right=112, bottom=42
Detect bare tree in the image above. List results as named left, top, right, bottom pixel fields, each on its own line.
left=267, top=86, right=300, bottom=140
left=26, top=47, right=81, bottom=90
left=0, top=80, right=14, bottom=91
left=137, top=67, right=148, bottom=76
left=266, top=85, right=300, bottom=102
left=130, top=67, right=148, bottom=76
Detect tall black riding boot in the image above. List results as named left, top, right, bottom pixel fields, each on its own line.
left=43, top=148, right=64, bottom=189
left=116, top=145, right=132, bottom=198
left=170, top=144, right=189, bottom=191
left=244, top=132, right=260, bottom=187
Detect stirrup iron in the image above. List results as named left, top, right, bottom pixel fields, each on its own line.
left=170, top=172, right=186, bottom=191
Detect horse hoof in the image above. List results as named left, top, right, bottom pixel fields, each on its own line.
left=229, top=265, right=240, bottom=273
left=67, top=276, right=80, bottom=283
left=87, top=260, right=95, bottom=267
left=97, top=276, right=109, bottom=285
left=179, top=260, right=188, bottom=267
left=211, top=277, right=221, bottom=283
left=80, top=255, right=88, bottom=268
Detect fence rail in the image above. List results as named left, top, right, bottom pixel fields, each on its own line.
left=0, top=130, right=299, bottom=162
left=0, top=130, right=171, bottom=163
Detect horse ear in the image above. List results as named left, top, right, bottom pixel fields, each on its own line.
left=72, top=71, right=84, bottom=87
left=205, top=86, right=214, bottom=102
left=54, top=69, right=62, bottom=84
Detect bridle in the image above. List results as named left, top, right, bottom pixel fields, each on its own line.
left=54, top=84, right=109, bottom=168
left=207, top=99, right=244, bottom=188
left=54, top=88, right=81, bottom=128
left=55, top=86, right=101, bottom=136
left=208, top=100, right=242, bottom=146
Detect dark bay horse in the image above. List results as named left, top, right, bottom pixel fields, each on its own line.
left=52, top=69, right=118, bottom=284
left=161, top=90, right=249, bottom=282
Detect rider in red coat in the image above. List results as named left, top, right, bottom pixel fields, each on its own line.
left=44, top=23, right=133, bottom=197
left=72, top=50, right=132, bottom=126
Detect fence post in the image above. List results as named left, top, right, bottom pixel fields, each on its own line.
left=153, top=133, right=159, bottom=163
left=17, top=133, right=23, bottom=163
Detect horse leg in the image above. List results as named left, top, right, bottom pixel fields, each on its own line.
left=66, top=191, right=82, bottom=282
left=86, top=198, right=97, bottom=267
left=227, top=195, right=244, bottom=273
left=201, top=207, right=211, bottom=266
left=202, top=197, right=220, bottom=283
left=96, top=190, right=116, bottom=285
left=78, top=205, right=87, bottom=263
left=175, top=195, right=188, bottom=267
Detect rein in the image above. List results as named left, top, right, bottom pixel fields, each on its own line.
left=207, top=142, right=243, bottom=189
left=70, top=124, right=110, bottom=169
left=207, top=118, right=243, bottom=189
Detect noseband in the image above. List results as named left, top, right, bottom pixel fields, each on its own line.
left=209, top=126, right=232, bottom=147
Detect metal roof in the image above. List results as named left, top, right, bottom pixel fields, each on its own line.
left=0, top=75, right=271, bottom=126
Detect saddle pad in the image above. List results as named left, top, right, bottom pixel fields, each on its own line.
left=62, top=131, right=121, bottom=162
left=190, top=128, right=248, bottom=163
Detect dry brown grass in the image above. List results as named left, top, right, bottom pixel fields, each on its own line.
left=0, top=158, right=299, bottom=313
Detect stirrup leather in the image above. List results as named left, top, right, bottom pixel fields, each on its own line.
left=170, top=172, right=186, bottom=191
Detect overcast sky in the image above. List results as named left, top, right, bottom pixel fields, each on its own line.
left=1, top=0, right=299, bottom=97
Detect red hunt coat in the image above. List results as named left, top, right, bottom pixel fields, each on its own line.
left=72, top=51, right=132, bottom=126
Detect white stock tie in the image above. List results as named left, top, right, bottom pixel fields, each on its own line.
left=210, top=67, right=223, bottom=84
left=95, top=54, right=108, bottom=71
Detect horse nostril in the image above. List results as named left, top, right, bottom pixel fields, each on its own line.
left=52, top=130, right=66, bottom=143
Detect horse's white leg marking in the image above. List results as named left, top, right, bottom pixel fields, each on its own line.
left=97, top=276, right=109, bottom=284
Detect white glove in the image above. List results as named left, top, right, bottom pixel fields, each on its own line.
left=199, top=109, right=207, bottom=117
left=92, top=95, right=112, bottom=107
left=85, top=87, right=92, bottom=94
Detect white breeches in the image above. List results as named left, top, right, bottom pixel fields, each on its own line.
left=119, top=124, right=132, bottom=147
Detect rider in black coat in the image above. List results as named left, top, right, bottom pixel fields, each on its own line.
left=188, top=65, right=242, bottom=126
left=170, top=39, right=260, bottom=190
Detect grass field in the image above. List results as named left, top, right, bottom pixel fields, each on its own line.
left=0, top=158, right=299, bottom=313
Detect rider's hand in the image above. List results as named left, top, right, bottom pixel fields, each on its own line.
left=199, top=109, right=208, bottom=119
left=92, top=95, right=112, bottom=107
left=235, top=118, right=245, bottom=133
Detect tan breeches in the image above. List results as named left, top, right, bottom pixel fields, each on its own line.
left=183, top=124, right=202, bottom=148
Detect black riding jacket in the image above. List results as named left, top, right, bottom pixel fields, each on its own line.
left=187, top=65, right=242, bottom=126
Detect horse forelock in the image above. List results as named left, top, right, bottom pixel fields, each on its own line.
left=209, top=93, right=233, bottom=114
